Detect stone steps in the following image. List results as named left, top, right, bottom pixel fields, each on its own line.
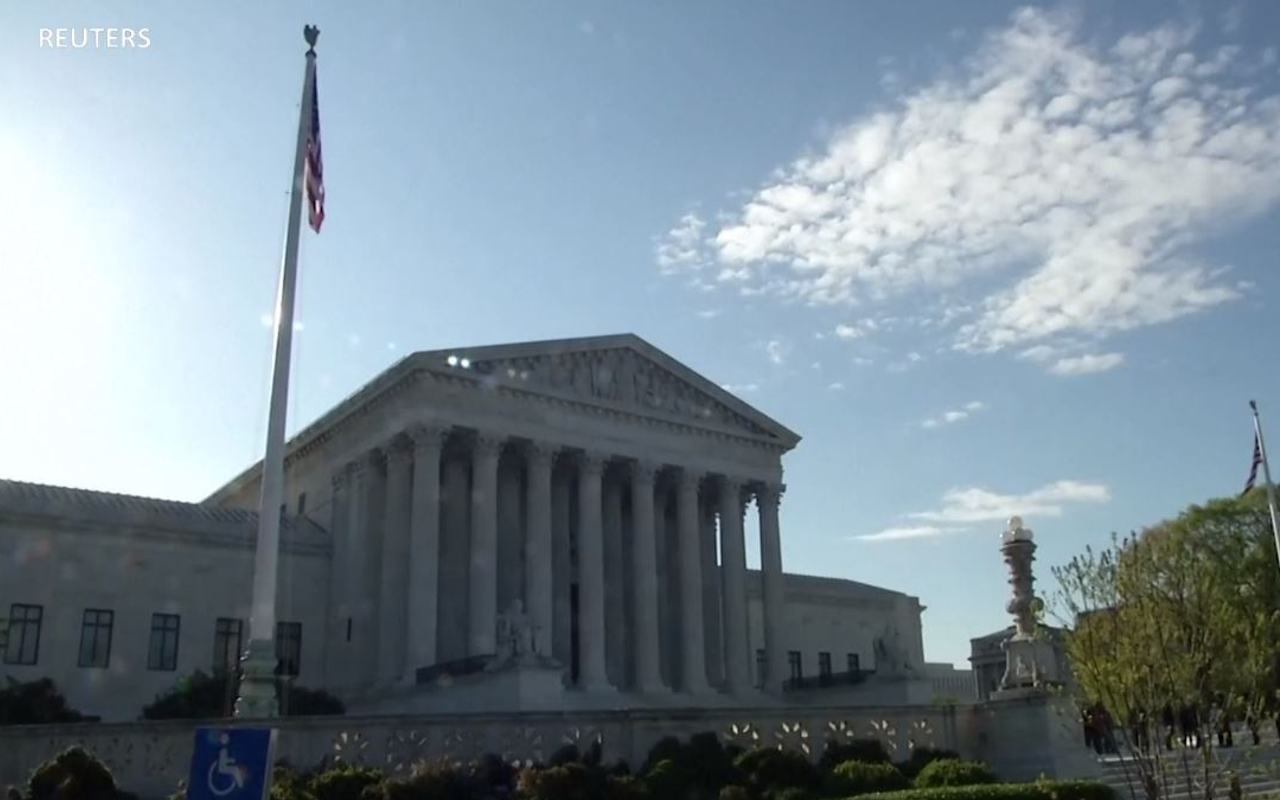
left=1097, top=745, right=1280, bottom=800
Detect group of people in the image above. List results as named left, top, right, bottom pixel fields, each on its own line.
left=1082, top=702, right=1280, bottom=756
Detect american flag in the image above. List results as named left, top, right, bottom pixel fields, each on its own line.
left=1244, top=432, right=1263, bottom=496
left=305, top=74, right=325, bottom=233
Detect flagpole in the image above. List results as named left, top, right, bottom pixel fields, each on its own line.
left=234, top=25, right=320, bottom=719
left=1251, top=400, right=1280, bottom=575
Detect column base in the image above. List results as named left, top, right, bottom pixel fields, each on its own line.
left=234, top=638, right=279, bottom=719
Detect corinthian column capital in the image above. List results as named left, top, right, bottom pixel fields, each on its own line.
left=754, top=481, right=785, bottom=509
left=408, top=423, right=450, bottom=451
left=385, top=436, right=413, bottom=468
left=631, top=459, right=660, bottom=485
left=472, top=431, right=505, bottom=459
left=577, top=450, right=609, bottom=477
left=525, top=440, right=558, bottom=468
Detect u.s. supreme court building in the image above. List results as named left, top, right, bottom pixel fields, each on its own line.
left=0, top=334, right=953, bottom=721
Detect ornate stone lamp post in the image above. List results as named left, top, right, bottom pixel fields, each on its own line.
left=998, top=516, right=1062, bottom=692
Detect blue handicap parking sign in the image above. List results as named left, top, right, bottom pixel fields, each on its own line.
left=187, top=727, right=277, bottom=800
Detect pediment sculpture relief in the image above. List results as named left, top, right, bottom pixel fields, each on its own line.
left=467, top=348, right=771, bottom=437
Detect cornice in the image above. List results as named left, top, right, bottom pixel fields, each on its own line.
left=0, top=511, right=331, bottom=558
left=213, top=363, right=790, bottom=502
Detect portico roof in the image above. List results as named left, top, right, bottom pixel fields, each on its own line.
left=205, top=333, right=801, bottom=504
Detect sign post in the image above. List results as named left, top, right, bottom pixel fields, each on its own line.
left=187, top=728, right=277, bottom=800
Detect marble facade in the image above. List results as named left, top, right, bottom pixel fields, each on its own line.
left=1, top=334, right=936, bottom=720
left=209, top=335, right=801, bottom=706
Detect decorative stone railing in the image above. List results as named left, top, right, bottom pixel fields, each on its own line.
left=0, top=704, right=962, bottom=799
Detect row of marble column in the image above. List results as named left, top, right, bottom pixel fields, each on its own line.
left=329, top=424, right=787, bottom=695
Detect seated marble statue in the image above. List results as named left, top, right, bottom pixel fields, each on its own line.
left=491, top=599, right=538, bottom=669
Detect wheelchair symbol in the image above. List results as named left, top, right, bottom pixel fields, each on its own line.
left=207, top=734, right=249, bottom=797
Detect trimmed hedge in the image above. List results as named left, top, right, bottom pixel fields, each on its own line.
left=734, top=747, right=818, bottom=795
left=16, top=746, right=134, bottom=800
left=0, top=678, right=86, bottom=726
left=913, top=760, right=996, bottom=789
left=819, top=739, right=891, bottom=769
left=897, top=748, right=961, bottom=780
left=825, top=760, right=910, bottom=797
left=849, top=780, right=1116, bottom=800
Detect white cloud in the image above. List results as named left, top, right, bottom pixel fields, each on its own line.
left=720, top=382, right=759, bottom=394
left=696, top=309, right=722, bottom=319
left=852, top=356, right=874, bottom=366
left=922, top=400, right=987, bottom=428
left=828, top=381, right=845, bottom=391
left=656, top=212, right=709, bottom=274
left=834, top=319, right=879, bottom=340
left=765, top=339, right=788, bottom=365
left=909, top=479, right=1111, bottom=523
left=1048, top=352, right=1125, bottom=376
left=855, top=525, right=967, bottom=542
left=660, top=9, right=1280, bottom=359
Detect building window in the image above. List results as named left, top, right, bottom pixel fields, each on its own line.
left=847, top=652, right=861, bottom=674
left=148, top=613, right=181, bottom=671
left=275, top=621, right=302, bottom=677
left=4, top=604, right=42, bottom=666
left=818, top=651, right=832, bottom=682
left=297, top=492, right=308, bottom=516
left=787, top=650, right=802, bottom=681
left=78, top=609, right=113, bottom=668
left=755, top=648, right=766, bottom=688
left=213, top=618, right=243, bottom=672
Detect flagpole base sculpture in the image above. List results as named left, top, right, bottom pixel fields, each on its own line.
left=997, top=517, right=1063, bottom=692
left=235, top=24, right=321, bottom=719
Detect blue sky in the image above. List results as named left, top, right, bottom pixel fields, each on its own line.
left=1, top=1, right=1278, bottom=668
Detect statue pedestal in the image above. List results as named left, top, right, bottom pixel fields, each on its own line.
left=969, top=692, right=1102, bottom=781
left=998, top=636, right=1064, bottom=693
left=350, top=663, right=568, bottom=715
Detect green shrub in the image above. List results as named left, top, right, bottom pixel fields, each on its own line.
left=825, top=760, right=909, bottom=797
left=851, top=780, right=1115, bottom=800
left=719, top=787, right=751, bottom=800
left=640, top=733, right=739, bottom=799
left=896, top=749, right=960, bottom=780
left=912, top=760, right=996, bottom=789
left=641, top=738, right=682, bottom=774
left=269, top=765, right=314, bottom=800
left=142, top=672, right=345, bottom=720
left=818, top=740, right=890, bottom=770
left=606, top=774, right=652, bottom=800
left=642, top=759, right=683, bottom=800
left=734, top=748, right=817, bottom=795
left=21, top=746, right=130, bottom=800
left=370, top=761, right=474, bottom=800
left=306, top=764, right=383, bottom=800
left=518, top=762, right=592, bottom=800
left=764, top=788, right=814, bottom=800
left=0, top=678, right=86, bottom=726
left=282, top=686, right=345, bottom=717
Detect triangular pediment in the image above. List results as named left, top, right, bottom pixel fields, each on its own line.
left=204, top=333, right=799, bottom=504
left=435, top=334, right=800, bottom=447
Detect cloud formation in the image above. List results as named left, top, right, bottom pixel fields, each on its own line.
left=921, top=400, right=986, bottom=429
left=1047, top=352, right=1125, bottom=376
left=855, top=525, right=966, bottom=542
left=657, top=9, right=1280, bottom=367
left=910, top=479, right=1111, bottom=523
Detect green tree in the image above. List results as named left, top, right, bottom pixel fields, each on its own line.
left=1053, top=489, right=1280, bottom=800
left=0, top=678, right=85, bottom=726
